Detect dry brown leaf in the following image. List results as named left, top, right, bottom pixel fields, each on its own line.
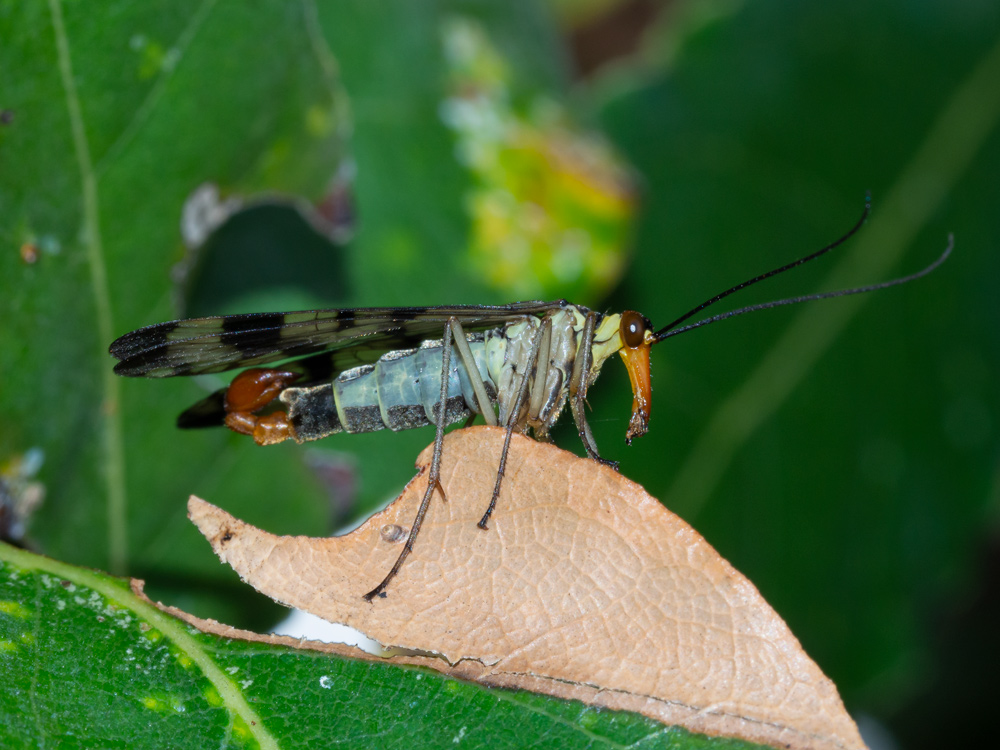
left=188, top=426, right=866, bottom=750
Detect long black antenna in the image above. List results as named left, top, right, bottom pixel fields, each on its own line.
left=653, top=235, right=952, bottom=343
left=651, top=197, right=950, bottom=344
left=653, top=199, right=871, bottom=342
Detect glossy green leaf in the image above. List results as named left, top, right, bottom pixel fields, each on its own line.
left=0, top=0, right=344, bottom=591
left=0, top=544, right=767, bottom=750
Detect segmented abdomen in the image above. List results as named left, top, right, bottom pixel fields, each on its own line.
left=280, top=334, right=501, bottom=441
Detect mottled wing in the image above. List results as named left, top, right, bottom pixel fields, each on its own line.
left=110, top=302, right=566, bottom=378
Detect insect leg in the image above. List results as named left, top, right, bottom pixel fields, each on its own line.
left=450, top=319, right=498, bottom=426
left=363, top=318, right=457, bottom=601
left=477, top=317, right=548, bottom=530
left=526, top=318, right=554, bottom=421
left=569, top=312, right=618, bottom=469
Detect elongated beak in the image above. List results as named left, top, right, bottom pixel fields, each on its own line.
left=619, top=342, right=652, bottom=445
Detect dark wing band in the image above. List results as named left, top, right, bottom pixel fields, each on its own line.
left=110, top=301, right=568, bottom=377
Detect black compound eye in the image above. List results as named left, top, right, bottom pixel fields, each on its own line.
left=620, top=311, right=648, bottom=348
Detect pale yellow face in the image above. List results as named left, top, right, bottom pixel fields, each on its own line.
left=590, top=314, right=624, bottom=371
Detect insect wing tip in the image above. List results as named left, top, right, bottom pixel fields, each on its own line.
left=109, top=320, right=180, bottom=363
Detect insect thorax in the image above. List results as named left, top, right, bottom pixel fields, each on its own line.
left=489, top=307, right=586, bottom=433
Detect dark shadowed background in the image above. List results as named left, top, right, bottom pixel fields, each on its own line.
left=2, top=1, right=997, bottom=747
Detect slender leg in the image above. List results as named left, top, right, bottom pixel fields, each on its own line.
left=450, top=319, right=498, bottom=425
left=363, top=318, right=456, bottom=601
left=569, top=312, right=618, bottom=470
left=526, top=320, right=553, bottom=420
left=478, top=318, right=548, bottom=530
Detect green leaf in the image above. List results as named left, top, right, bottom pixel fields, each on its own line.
left=0, top=0, right=344, bottom=591
left=0, top=544, right=767, bottom=750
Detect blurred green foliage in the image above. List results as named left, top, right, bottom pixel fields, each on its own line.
left=1, top=0, right=998, bottom=747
